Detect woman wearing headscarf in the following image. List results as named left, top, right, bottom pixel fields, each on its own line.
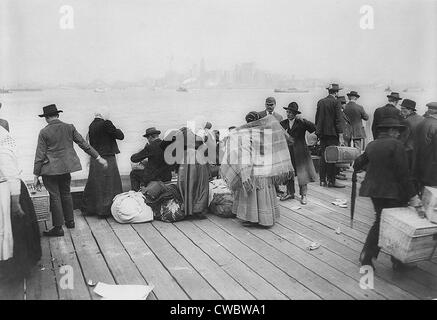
left=0, top=126, right=41, bottom=282
left=221, top=112, right=294, bottom=227
left=83, top=107, right=124, bottom=216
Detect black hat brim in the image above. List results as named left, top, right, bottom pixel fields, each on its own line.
left=347, top=93, right=360, bottom=98
left=386, top=95, right=402, bottom=100
left=38, top=110, right=63, bottom=117
left=143, top=130, right=161, bottom=137
left=283, top=107, right=301, bottom=114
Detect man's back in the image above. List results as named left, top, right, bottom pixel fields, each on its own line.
left=372, top=104, right=402, bottom=138
left=344, top=101, right=368, bottom=139
left=34, top=119, right=94, bottom=176
left=414, top=115, right=437, bottom=186
left=315, top=95, right=343, bottom=137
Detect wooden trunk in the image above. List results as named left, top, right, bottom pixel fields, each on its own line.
left=378, top=207, right=437, bottom=263
left=422, top=186, right=437, bottom=224
left=324, top=146, right=360, bottom=164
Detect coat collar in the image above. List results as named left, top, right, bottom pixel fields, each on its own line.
left=46, top=119, right=62, bottom=126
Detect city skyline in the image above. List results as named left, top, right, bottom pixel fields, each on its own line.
left=1, top=0, right=436, bottom=88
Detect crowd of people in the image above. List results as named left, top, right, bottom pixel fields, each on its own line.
left=0, top=83, right=436, bottom=282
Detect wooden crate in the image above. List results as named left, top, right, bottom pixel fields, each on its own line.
left=422, top=186, right=437, bottom=224
left=378, top=207, right=437, bottom=263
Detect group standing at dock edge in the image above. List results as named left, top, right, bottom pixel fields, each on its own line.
left=0, top=84, right=437, bottom=283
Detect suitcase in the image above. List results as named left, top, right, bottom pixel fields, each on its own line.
left=378, top=207, right=437, bottom=263
left=422, top=186, right=437, bottom=223
left=324, top=146, right=360, bottom=164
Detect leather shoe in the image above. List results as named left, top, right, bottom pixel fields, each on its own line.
left=43, top=227, right=64, bottom=237
left=300, top=196, right=307, bottom=205
left=328, top=181, right=345, bottom=188
left=280, top=194, right=294, bottom=201
left=320, top=181, right=327, bottom=187
left=65, top=221, right=75, bottom=229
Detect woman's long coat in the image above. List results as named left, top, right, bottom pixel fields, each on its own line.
left=280, top=118, right=317, bottom=185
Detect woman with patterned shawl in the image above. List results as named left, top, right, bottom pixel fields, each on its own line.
left=0, top=126, right=41, bottom=283
left=221, top=112, right=294, bottom=227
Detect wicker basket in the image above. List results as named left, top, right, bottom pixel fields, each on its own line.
left=27, top=184, right=50, bottom=223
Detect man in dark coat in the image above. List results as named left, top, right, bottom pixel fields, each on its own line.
left=130, top=127, right=172, bottom=191
left=399, top=99, right=424, bottom=175
left=83, top=110, right=125, bottom=216
left=344, top=91, right=369, bottom=150
left=33, top=104, right=108, bottom=237
left=354, top=117, right=421, bottom=271
left=315, top=83, right=345, bottom=188
left=279, top=102, right=317, bottom=204
left=371, top=92, right=403, bottom=139
left=259, top=97, right=283, bottom=122
left=414, top=102, right=437, bottom=189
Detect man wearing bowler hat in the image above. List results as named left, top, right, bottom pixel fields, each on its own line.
left=399, top=99, right=423, bottom=173
left=344, top=91, right=369, bottom=151
left=371, top=92, right=403, bottom=139
left=130, top=127, right=172, bottom=191
left=279, top=102, right=317, bottom=204
left=33, top=104, right=108, bottom=237
left=259, top=97, right=284, bottom=122
left=315, top=83, right=346, bottom=188
left=414, top=102, right=437, bottom=190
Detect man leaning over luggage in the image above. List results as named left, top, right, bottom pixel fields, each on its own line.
left=33, top=104, right=108, bottom=237
left=315, top=84, right=346, bottom=188
left=130, top=127, right=172, bottom=191
left=353, top=117, right=422, bottom=272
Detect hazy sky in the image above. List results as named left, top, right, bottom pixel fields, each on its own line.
left=1, top=0, right=436, bottom=85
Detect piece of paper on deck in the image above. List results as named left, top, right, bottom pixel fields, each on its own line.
left=93, top=282, right=154, bottom=300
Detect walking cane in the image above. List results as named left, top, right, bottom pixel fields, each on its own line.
left=350, top=170, right=358, bottom=228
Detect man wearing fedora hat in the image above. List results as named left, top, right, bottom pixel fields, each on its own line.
left=279, top=102, right=317, bottom=204
left=371, top=92, right=403, bottom=139
left=315, top=83, right=346, bottom=188
left=344, top=91, right=369, bottom=151
left=414, top=102, right=437, bottom=190
left=354, top=117, right=422, bottom=271
left=33, top=104, right=108, bottom=237
left=130, top=127, right=172, bottom=191
left=259, top=97, right=284, bottom=122
left=399, top=99, right=424, bottom=173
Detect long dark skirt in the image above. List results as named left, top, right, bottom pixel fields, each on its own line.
left=0, top=181, right=42, bottom=281
left=178, top=161, right=209, bottom=216
left=83, top=155, right=123, bottom=216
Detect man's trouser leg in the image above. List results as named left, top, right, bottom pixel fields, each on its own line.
left=286, top=176, right=295, bottom=196
left=361, top=198, right=403, bottom=261
left=320, top=136, right=339, bottom=184
left=58, top=173, right=74, bottom=224
left=299, top=184, right=307, bottom=197
left=130, top=169, right=144, bottom=191
left=43, top=175, right=65, bottom=227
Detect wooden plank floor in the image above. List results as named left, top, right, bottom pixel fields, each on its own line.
left=1, top=171, right=436, bottom=300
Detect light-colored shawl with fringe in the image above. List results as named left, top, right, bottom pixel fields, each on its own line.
left=220, top=115, right=294, bottom=192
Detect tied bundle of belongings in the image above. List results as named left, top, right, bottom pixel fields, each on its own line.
left=208, top=179, right=234, bottom=218
left=111, top=191, right=153, bottom=224
left=141, top=181, right=185, bottom=222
